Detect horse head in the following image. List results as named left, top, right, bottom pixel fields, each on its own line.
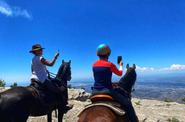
left=56, top=60, right=72, bottom=82
left=119, top=64, right=137, bottom=94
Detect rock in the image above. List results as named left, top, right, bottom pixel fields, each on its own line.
left=68, top=88, right=91, bottom=101
left=27, top=100, right=91, bottom=122
left=27, top=96, right=185, bottom=122
left=1, top=88, right=185, bottom=122
left=0, top=87, right=4, bottom=92
left=132, top=98, right=185, bottom=122
left=0, top=87, right=10, bottom=92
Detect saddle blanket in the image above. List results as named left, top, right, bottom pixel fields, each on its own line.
left=84, top=101, right=126, bottom=116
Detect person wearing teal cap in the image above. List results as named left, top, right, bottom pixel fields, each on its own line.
left=92, top=44, right=138, bottom=122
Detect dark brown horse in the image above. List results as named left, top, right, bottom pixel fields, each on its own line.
left=78, top=64, right=137, bottom=122
left=0, top=60, right=71, bottom=122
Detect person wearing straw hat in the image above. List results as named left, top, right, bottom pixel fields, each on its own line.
left=29, top=44, right=59, bottom=91
left=29, top=44, right=73, bottom=112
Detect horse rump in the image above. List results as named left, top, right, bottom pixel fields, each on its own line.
left=78, top=103, right=129, bottom=122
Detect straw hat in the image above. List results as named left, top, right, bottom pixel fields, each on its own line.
left=29, top=44, right=45, bottom=53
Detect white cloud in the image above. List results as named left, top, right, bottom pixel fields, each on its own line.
left=0, top=1, right=32, bottom=19
left=136, top=64, right=185, bottom=73
left=160, top=64, right=185, bottom=71
left=0, top=1, right=12, bottom=16
left=136, top=65, right=154, bottom=72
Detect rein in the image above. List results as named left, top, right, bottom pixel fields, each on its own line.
left=47, top=70, right=56, bottom=79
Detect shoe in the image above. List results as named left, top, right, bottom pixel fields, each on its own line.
left=63, top=104, right=73, bottom=113
left=66, top=104, right=73, bottom=110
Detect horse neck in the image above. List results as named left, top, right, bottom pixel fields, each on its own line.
left=119, top=74, right=135, bottom=93
left=56, top=63, right=70, bottom=86
left=55, top=73, right=68, bottom=87
left=56, top=66, right=64, bottom=78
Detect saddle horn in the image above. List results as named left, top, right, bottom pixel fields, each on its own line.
left=69, top=60, right=71, bottom=64
left=62, top=60, right=64, bottom=63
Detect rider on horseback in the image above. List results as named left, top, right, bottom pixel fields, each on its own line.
left=29, top=44, right=72, bottom=112
left=92, top=44, right=138, bottom=122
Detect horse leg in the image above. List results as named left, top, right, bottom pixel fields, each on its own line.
left=47, top=112, right=52, bottom=122
left=13, top=113, right=29, bottom=122
left=58, top=108, right=64, bottom=122
left=55, top=109, right=58, bottom=118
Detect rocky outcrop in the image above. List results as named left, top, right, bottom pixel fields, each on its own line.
left=68, top=88, right=91, bottom=101
left=28, top=89, right=185, bottom=122
left=28, top=88, right=185, bottom=122
left=1, top=87, right=185, bottom=122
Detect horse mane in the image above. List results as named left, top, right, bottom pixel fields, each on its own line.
left=56, top=60, right=67, bottom=78
left=119, top=66, right=137, bottom=93
left=56, top=60, right=71, bottom=81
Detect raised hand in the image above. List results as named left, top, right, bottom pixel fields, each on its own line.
left=55, top=51, right=60, bottom=59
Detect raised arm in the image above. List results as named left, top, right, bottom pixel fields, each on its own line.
left=41, top=52, right=59, bottom=66
left=110, top=61, right=123, bottom=76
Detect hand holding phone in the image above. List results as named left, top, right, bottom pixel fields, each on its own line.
left=55, top=50, right=60, bottom=59
left=117, top=56, right=122, bottom=64
left=117, top=56, right=123, bottom=66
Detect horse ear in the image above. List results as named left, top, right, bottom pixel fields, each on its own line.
left=126, top=64, right=129, bottom=69
left=62, top=60, right=64, bottom=63
left=133, top=64, right=136, bottom=69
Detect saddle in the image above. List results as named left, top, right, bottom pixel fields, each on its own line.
left=90, top=94, right=114, bottom=102
left=30, top=80, right=57, bottom=108
left=86, top=94, right=126, bottom=116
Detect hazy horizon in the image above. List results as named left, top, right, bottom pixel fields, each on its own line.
left=0, top=0, right=185, bottom=82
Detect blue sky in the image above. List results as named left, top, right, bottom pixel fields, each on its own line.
left=0, top=0, right=185, bottom=83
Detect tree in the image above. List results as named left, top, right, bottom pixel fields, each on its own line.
left=10, top=82, right=18, bottom=88
left=0, top=79, right=6, bottom=87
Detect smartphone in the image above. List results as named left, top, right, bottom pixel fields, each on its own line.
left=117, top=56, right=122, bottom=64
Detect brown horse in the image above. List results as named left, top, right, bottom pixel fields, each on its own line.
left=78, top=64, right=137, bottom=122
left=0, top=60, right=71, bottom=122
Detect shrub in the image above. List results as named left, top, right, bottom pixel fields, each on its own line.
left=167, top=117, right=180, bottom=122
left=181, top=97, right=185, bottom=103
left=0, top=79, right=6, bottom=87
left=134, top=101, right=141, bottom=106
left=164, top=98, right=173, bottom=102
left=166, top=104, right=171, bottom=107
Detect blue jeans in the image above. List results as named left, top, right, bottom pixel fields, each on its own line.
left=109, top=89, right=138, bottom=122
